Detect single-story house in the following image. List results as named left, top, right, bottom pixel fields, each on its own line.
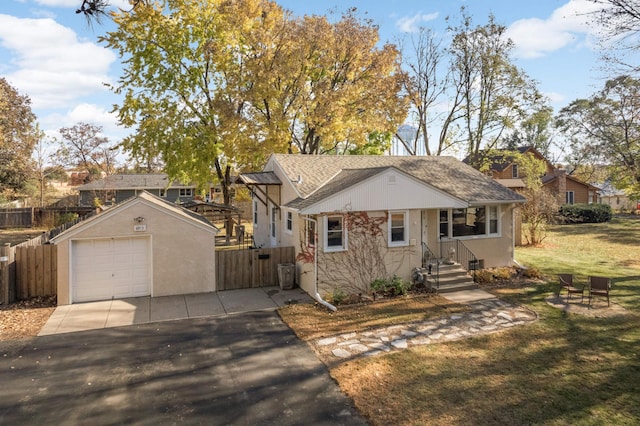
left=51, top=191, right=218, bottom=305
left=478, top=146, right=600, bottom=204
left=76, top=173, right=238, bottom=207
left=599, top=181, right=638, bottom=212
left=240, top=154, right=526, bottom=300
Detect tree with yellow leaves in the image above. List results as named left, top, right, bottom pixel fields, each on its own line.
left=102, top=0, right=406, bottom=204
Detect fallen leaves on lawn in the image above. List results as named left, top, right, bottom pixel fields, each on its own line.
left=0, top=296, right=56, bottom=341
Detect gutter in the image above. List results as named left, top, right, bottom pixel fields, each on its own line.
left=303, top=216, right=337, bottom=312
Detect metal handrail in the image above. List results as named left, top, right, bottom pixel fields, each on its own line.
left=439, top=239, right=479, bottom=282
left=421, top=242, right=440, bottom=289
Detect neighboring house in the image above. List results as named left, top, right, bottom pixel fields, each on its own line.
left=240, top=154, right=526, bottom=300
left=51, top=191, right=218, bottom=305
left=599, top=181, right=638, bottom=212
left=479, top=146, right=600, bottom=205
left=76, top=173, right=237, bottom=207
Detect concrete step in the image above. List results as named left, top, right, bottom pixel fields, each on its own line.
left=435, top=281, right=479, bottom=293
left=424, top=262, right=478, bottom=293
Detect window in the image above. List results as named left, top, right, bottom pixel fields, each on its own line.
left=159, top=189, right=166, bottom=197
left=253, top=200, right=258, bottom=225
left=439, top=210, right=449, bottom=239
left=566, top=191, right=575, bottom=205
left=285, top=211, right=293, bottom=234
left=489, top=206, right=498, bottom=234
left=512, top=164, right=518, bottom=178
left=324, top=215, right=346, bottom=251
left=270, top=207, right=277, bottom=238
left=179, top=188, right=193, bottom=197
left=388, top=211, right=408, bottom=246
left=439, top=206, right=500, bottom=238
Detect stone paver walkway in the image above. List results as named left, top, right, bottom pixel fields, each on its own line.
left=312, top=297, right=537, bottom=361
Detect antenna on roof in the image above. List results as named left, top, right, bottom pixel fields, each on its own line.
left=295, top=175, right=303, bottom=185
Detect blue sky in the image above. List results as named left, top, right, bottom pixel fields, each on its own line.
left=0, top=0, right=619, bottom=145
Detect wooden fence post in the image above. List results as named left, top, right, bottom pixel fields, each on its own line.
left=1, top=243, right=11, bottom=304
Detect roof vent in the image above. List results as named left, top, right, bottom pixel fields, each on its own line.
left=388, top=175, right=396, bottom=185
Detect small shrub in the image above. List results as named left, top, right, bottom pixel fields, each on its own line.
left=474, top=269, right=495, bottom=284
left=522, top=267, right=541, bottom=279
left=475, top=267, right=522, bottom=284
left=371, top=275, right=412, bottom=297
left=55, top=212, right=78, bottom=227
left=331, top=288, right=346, bottom=305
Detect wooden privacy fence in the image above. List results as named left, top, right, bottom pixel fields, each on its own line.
left=216, top=246, right=295, bottom=291
left=0, top=241, right=57, bottom=305
left=0, top=208, right=33, bottom=228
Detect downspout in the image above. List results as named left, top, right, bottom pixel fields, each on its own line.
left=303, top=216, right=337, bottom=312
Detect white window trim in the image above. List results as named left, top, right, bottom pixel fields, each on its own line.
left=388, top=210, right=409, bottom=247
left=324, top=215, right=347, bottom=252
left=270, top=206, right=277, bottom=239
left=253, top=200, right=258, bottom=225
left=438, top=206, right=502, bottom=240
left=284, top=211, right=293, bottom=235
left=566, top=191, right=575, bottom=205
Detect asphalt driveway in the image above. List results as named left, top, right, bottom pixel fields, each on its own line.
left=0, top=311, right=367, bottom=425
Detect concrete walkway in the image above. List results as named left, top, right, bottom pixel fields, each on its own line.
left=39, top=286, right=313, bottom=336
left=312, top=289, right=538, bottom=362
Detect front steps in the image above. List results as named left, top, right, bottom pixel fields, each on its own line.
left=425, top=263, right=478, bottom=293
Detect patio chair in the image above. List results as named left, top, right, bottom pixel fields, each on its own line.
left=588, top=276, right=612, bottom=307
left=557, top=274, right=585, bottom=303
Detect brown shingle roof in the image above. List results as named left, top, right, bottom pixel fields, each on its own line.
left=271, top=154, right=525, bottom=206
left=77, top=174, right=191, bottom=191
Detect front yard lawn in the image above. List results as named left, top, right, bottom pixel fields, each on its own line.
left=279, top=216, right=640, bottom=425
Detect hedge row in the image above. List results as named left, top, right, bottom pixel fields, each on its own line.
left=559, top=203, right=612, bottom=223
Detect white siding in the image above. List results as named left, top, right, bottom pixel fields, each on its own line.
left=300, top=169, right=466, bottom=214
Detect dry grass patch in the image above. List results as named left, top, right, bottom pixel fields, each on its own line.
left=279, top=294, right=469, bottom=341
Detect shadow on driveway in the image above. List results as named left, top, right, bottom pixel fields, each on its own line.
left=0, top=311, right=367, bottom=425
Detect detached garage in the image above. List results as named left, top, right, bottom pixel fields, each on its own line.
left=52, top=191, right=218, bottom=305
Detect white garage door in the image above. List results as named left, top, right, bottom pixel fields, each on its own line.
left=72, top=237, right=151, bottom=303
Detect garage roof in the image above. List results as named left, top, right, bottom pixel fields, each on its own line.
left=51, top=191, right=218, bottom=243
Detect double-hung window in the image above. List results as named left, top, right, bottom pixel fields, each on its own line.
left=388, top=211, right=408, bottom=247
left=566, top=191, right=575, bottom=205
left=324, top=215, right=346, bottom=251
left=285, top=211, right=293, bottom=234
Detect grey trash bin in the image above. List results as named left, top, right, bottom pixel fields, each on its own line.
left=277, top=263, right=295, bottom=290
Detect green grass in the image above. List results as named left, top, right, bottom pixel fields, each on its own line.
left=325, top=216, right=640, bottom=425
left=516, top=216, right=640, bottom=310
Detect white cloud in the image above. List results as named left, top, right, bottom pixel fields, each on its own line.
left=505, top=0, right=603, bottom=59
left=41, top=103, right=129, bottom=141
left=544, top=91, right=566, bottom=105
left=0, top=14, right=115, bottom=109
left=396, top=11, right=439, bottom=33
